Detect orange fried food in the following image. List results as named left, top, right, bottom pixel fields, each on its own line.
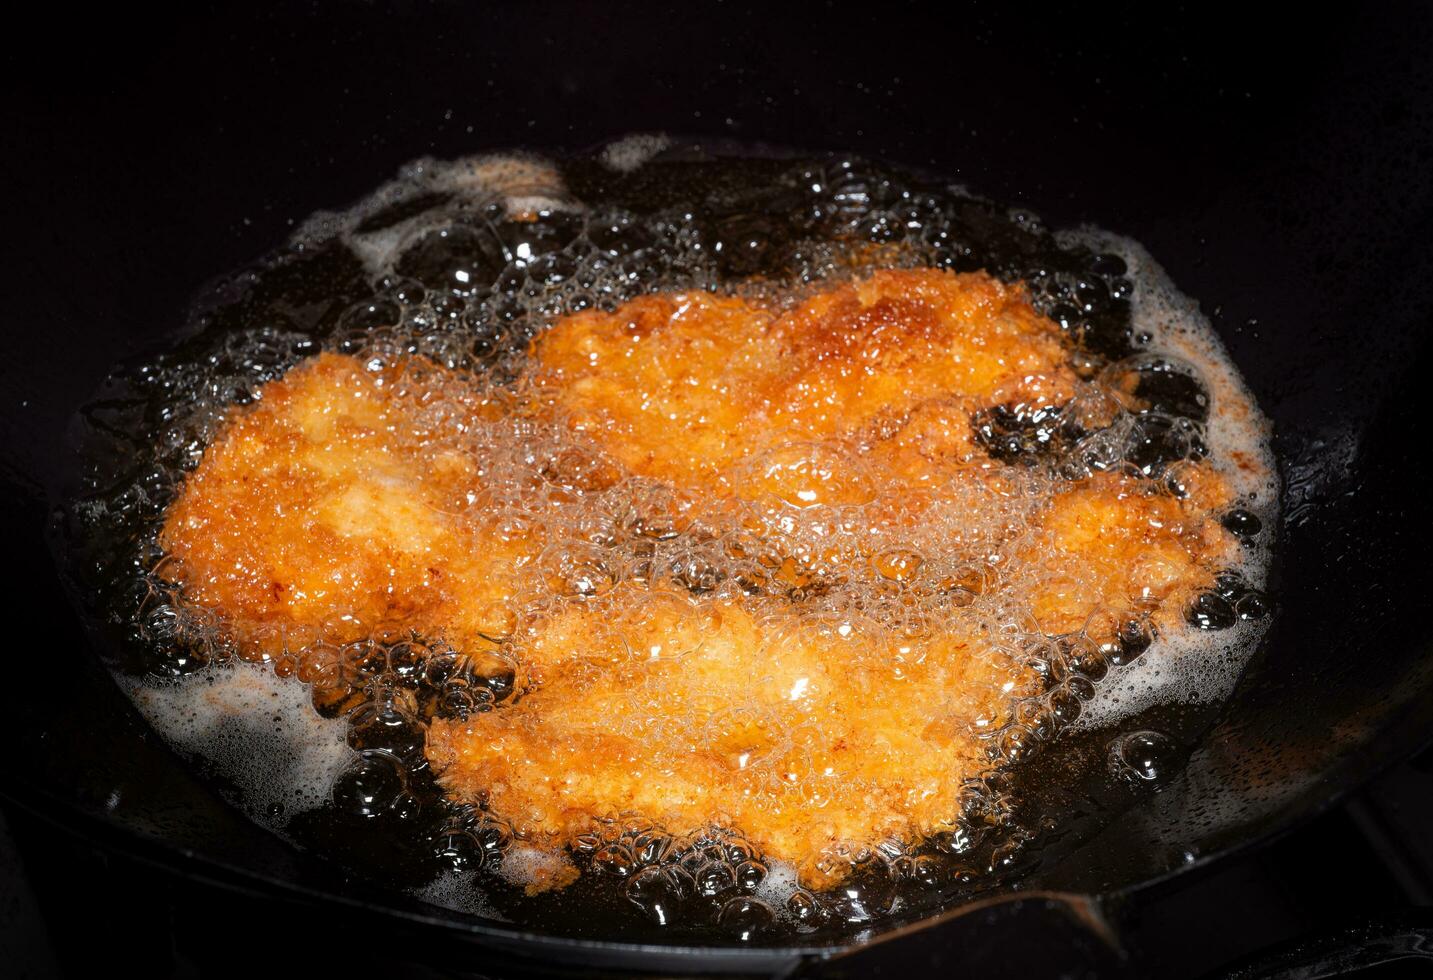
left=427, top=584, right=1040, bottom=887
left=427, top=468, right=1237, bottom=884
left=1025, top=465, right=1236, bottom=638
left=526, top=268, right=1076, bottom=496
left=158, top=265, right=1249, bottom=891
left=159, top=353, right=534, bottom=659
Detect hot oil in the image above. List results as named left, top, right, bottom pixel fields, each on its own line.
left=64, top=140, right=1278, bottom=945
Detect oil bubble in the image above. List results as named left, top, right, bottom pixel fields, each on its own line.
left=717, top=895, right=776, bottom=941
left=626, top=866, right=686, bottom=926
left=819, top=856, right=897, bottom=923
left=1108, top=730, right=1179, bottom=785
left=333, top=749, right=408, bottom=818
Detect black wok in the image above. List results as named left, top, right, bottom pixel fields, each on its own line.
left=3, top=4, right=1432, bottom=976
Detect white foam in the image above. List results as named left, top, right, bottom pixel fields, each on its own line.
left=600, top=133, right=672, bottom=173
left=413, top=870, right=508, bottom=920
left=293, top=152, right=578, bottom=276
left=754, top=856, right=802, bottom=913
left=1060, top=230, right=1279, bottom=522
left=1073, top=621, right=1265, bottom=730
left=120, top=661, right=356, bottom=820
left=498, top=844, right=578, bottom=892
left=1056, top=230, right=1279, bottom=730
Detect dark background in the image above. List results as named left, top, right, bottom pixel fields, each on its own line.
left=7, top=1, right=1430, bottom=488
left=4, top=3, right=1433, bottom=978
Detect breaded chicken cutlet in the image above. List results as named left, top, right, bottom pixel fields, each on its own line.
left=158, top=267, right=1239, bottom=887
left=158, top=355, right=533, bottom=669
left=524, top=269, right=1078, bottom=496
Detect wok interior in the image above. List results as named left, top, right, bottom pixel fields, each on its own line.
left=5, top=5, right=1433, bottom=970
left=29, top=145, right=1433, bottom=953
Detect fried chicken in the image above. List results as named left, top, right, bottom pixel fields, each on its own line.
left=427, top=584, right=1041, bottom=887
left=159, top=353, right=533, bottom=664
left=1026, top=465, right=1236, bottom=639
left=526, top=269, right=1076, bottom=498
left=158, top=266, right=1241, bottom=888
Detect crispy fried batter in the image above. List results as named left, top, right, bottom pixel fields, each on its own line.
left=159, top=353, right=531, bottom=659
left=160, top=267, right=1241, bottom=889
left=527, top=269, right=1076, bottom=495
left=1027, top=466, right=1236, bottom=638
left=427, top=467, right=1234, bottom=883
left=427, top=585, right=1040, bottom=887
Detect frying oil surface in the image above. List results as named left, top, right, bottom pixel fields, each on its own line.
left=70, top=141, right=1276, bottom=944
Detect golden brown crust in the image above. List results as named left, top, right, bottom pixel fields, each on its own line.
left=159, top=267, right=1241, bottom=888
left=1026, top=467, right=1237, bottom=638
left=426, top=586, right=1038, bottom=888
left=526, top=269, right=1076, bottom=496
left=159, top=353, right=530, bottom=662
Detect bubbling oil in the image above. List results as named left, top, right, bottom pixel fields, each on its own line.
left=66, top=139, right=1277, bottom=945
